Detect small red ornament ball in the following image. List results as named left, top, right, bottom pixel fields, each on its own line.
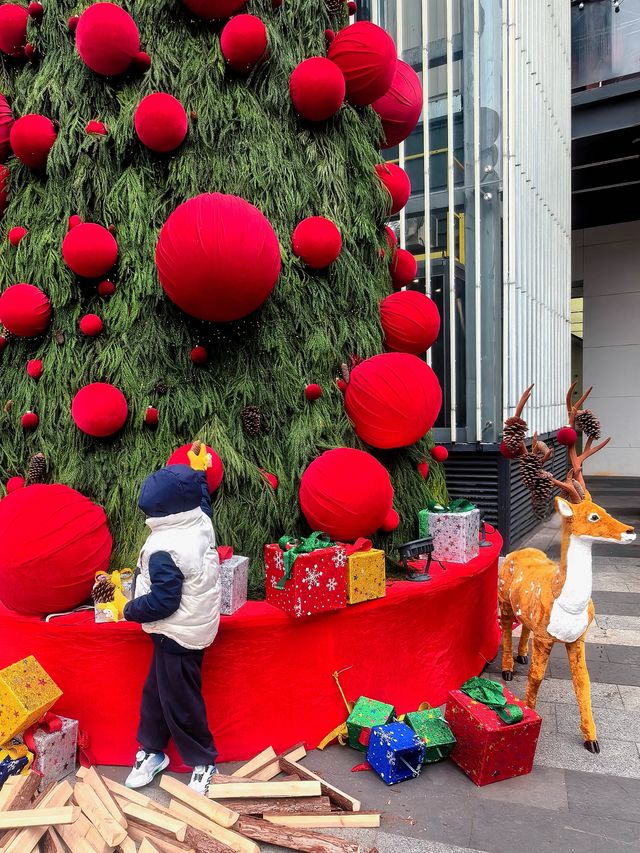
left=133, top=50, right=150, bottom=71
left=21, top=411, right=38, bottom=430
left=135, top=93, right=188, bottom=153
left=190, top=345, right=208, bottom=364
left=85, top=119, right=107, bottom=135
left=0, top=164, right=8, bottom=217
left=305, top=383, right=322, bottom=401
left=345, top=353, right=442, bottom=449
left=0, top=4, right=29, bottom=58
left=380, top=290, right=440, bottom=354
left=156, top=193, right=281, bottom=323
left=220, top=15, right=267, bottom=74
left=260, top=468, right=279, bottom=490
left=0, top=335, right=7, bottom=352
left=79, top=313, right=103, bottom=336
left=6, top=476, right=24, bottom=494
left=0, top=283, right=51, bottom=337
left=62, top=222, right=118, bottom=278
left=168, top=444, right=224, bottom=493
left=97, top=279, right=115, bottom=297
left=375, top=163, right=410, bottom=215
left=290, top=57, right=345, bottom=123
left=0, top=94, right=14, bottom=162
left=430, top=445, right=448, bottom=463
left=26, top=358, right=42, bottom=379
left=292, top=216, right=342, bottom=269
left=391, top=248, right=417, bottom=289
left=299, top=447, right=394, bottom=541
left=68, top=214, right=82, bottom=230
left=181, top=0, right=245, bottom=19
left=347, top=0, right=357, bottom=13
left=418, top=459, right=429, bottom=479
left=28, top=2, right=43, bottom=21
left=500, top=440, right=519, bottom=460
left=327, top=22, right=397, bottom=106
left=10, top=114, right=57, bottom=169
left=372, top=60, right=423, bottom=149
left=24, top=43, right=38, bottom=63
left=144, top=406, right=158, bottom=426
left=381, top=507, right=399, bottom=533
left=8, top=226, right=27, bottom=246
left=557, top=426, right=577, bottom=446
left=384, top=225, right=397, bottom=249
left=336, top=378, right=347, bottom=393
left=68, top=15, right=79, bottom=31
left=72, top=383, right=128, bottom=437
left=324, top=29, right=335, bottom=44
left=75, top=2, right=141, bottom=76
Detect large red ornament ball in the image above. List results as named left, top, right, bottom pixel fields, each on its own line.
left=0, top=164, right=7, bottom=217
left=289, top=57, right=345, bottom=122
left=345, top=353, right=442, bottom=449
left=430, top=445, right=448, bottom=463
left=75, top=2, right=140, bottom=77
left=0, top=4, right=28, bottom=57
left=291, top=216, right=341, bottom=269
left=8, top=226, right=27, bottom=246
left=557, top=426, right=577, bottom=447
left=0, top=94, right=13, bottom=162
left=221, top=15, right=267, bottom=73
left=156, top=193, right=281, bottom=322
left=134, top=93, right=188, bottom=153
left=9, top=114, right=57, bottom=169
left=391, top=248, right=417, bottom=289
left=0, top=484, right=112, bottom=616
left=375, top=163, right=410, bottom=214
left=79, top=313, right=103, bottom=336
left=372, top=60, right=422, bottom=149
left=327, top=22, right=397, bottom=106
left=380, top=290, right=440, bottom=354
left=0, top=283, right=51, bottom=337
left=62, top=223, right=118, bottom=278
left=299, top=447, right=394, bottom=541
left=181, top=0, right=245, bottom=19
left=6, top=476, right=24, bottom=493
left=71, top=382, right=128, bottom=437
left=167, top=444, right=224, bottom=493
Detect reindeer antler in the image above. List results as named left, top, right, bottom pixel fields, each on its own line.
left=564, top=381, right=611, bottom=490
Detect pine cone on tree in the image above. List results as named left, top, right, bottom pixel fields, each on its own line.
left=326, top=0, right=344, bottom=13
left=154, top=381, right=168, bottom=396
left=503, top=415, right=527, bottom=454
left=26, top=452, right=46, bottom=484
left=92, top=574, right=115, bottom=604
left=519, top=451, right=542, bottom=490
left=241, top=405, right=263, bottom=438
left=575, top=408, right=601, bottom=440
left=530, top=472, right=554, bottom=518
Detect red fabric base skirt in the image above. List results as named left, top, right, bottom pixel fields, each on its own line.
left=0, top=532, right=502, bottom=767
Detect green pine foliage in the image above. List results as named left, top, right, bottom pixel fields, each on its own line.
left=0, top=0, right=447, bottom=592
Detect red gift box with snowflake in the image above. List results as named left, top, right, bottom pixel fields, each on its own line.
left=264, top=536, right=348, bottom=619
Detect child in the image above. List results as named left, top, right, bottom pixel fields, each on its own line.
left=123, top=444, right=221, bottom=794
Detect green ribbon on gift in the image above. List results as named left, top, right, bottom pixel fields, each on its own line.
left=275, top=531, right=335, bottom=589
left=418, top=498, right=476, bottom=537
left=460, top=677, right=524, bottom=725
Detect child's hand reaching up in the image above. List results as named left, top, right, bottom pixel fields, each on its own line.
left=187, top=441, right=212, bottom=472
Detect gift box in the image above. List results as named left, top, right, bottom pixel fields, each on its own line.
left=346, top=548, right=386, bottom=605
left=220, top=555, right=249, bottom=616
left=418, top=506, right=480, bottom=563
left=444, top=681, right=542, bottom=786
left=347, top=696, right=395, bottom=751
left=0, top=656, right=62, bottom=745
left=25, top=715, right=78, bottom=791
left=265, top=536, right=348, bottom=619
left=405, top=708, right=456, bottom=764
left=0, top=740, right=33, bottom=787
left=367, top=722, right=425, bottom=785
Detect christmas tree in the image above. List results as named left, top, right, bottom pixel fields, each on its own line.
left=0, top=0, right=446, bottom=590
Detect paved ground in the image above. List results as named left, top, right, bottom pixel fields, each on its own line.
left=102, top=477, right=640, bottom=853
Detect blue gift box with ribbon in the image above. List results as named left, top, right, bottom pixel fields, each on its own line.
left=367, top=722, right=425, bottom=785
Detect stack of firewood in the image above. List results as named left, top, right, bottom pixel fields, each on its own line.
left=0, top=743, right=379, bottom=853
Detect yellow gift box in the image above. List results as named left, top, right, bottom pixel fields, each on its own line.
left=0, top=656, right=62, bottom=745
left=347, top=548, right=386, bottom=604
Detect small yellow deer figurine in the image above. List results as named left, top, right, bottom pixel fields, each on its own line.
left=499, top=383, right=635, bottom=753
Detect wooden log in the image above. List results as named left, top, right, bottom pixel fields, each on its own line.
left=237, top=816, right=362, bottom=853
left=0, top=772, right=40, bottom=812
left=82, top=768, right=128, bottom=829
left=65, top=812, right=114, bottom=853
left=265, top=813, right=380, bottom=828
left=279, top=759, right=361, bottom=813
left=206, top=781, right=321, bottom=800
left=123, top=804, right=186, bottom=843
left=223, top=796, right=332, bottom=816
left=183, top=827, right=235, bottom=853
left=138, top=842, right=161, bottom=853
left=74, top=781, right=128, bottom=848
left=248, top=744, right=307, bottom=782
left=3, top=781, right=73, bottom=853
left=126, top=825, right=193, bottom=853
left=231, top=748, right=276, bottom=778
left=167, top=801, right=257, bottom=853
left=40, top=828, right=66, bottom=853
left=0, top=806, right=80, bottom=829
left=56, top=818, right=104, bottom=853
left=116, top=838, right=138, bottom=853
left=159, top=776, right=238, bottom=829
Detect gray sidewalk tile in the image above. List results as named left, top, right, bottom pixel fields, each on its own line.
left=565, top=769, right=640, bottom=824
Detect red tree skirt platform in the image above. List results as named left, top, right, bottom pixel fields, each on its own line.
left=0, top=531, right=501, bottom=766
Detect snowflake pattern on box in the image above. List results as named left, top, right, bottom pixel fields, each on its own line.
left=327, top=577, right=337, bottom=592
left=302, top=567, right=323, bottom=589
left=333, top=549, right=347, bottom=569
left=219, top=555, right=249, bottom=616
left=367, top=722, right=425, bottom=785
left=264, top=542, right=347, bottom=619
left=418, top=509, right=480, bottom=563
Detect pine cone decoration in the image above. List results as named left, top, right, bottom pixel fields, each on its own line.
left=503, top=415, right=527, bottom=454
left=326, top=0, right=344, bottom=13
left=530, top=473, right=554, bottom=518
left=92, top=574, right=115, bottom=604
left=26, top=452, right=46, bottom=485
left=241, top=405, right=262, bottom=438
left=519, top=452, right=542, bottom=489
left=575, top=409, right=601, bottom=440
left=154, top=381, right=168, bottom=396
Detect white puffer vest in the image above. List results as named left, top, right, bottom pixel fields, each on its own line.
left=135, top=507, right=221, bottom=650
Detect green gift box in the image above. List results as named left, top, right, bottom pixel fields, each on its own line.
left=405, top=708, right=456, bottom=764
left=347, top=697, right=395, bottom=751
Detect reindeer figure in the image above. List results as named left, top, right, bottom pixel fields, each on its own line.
left=499, top=383, right=635, bottom=753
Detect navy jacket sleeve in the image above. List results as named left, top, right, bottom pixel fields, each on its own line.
left=200, top=471, right=212, bottom=517
left=124, top=551, right=184, bottom=624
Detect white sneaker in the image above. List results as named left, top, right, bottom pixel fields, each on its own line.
left=125, top=750, right=169, bottom=789
left=188, top=764, right=218, bottom=795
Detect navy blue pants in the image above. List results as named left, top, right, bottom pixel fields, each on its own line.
left=137, top=640, right=217, bottom=766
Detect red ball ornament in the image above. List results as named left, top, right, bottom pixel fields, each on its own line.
left=220, top=15, right=267, bottom=73
left=156, top=193, right=281, bottom=323
left=26, top=358, right=42, bottom=379
left=290, top=57, right=345, bottom=123
left=299, top=447, right=394, bottom=541
left=305, top=383, right=322, bottom=401
left=28, top=2, right=43, bottom=20
left=327, top=22, right=397, bottom=106
left=9, top=114, right=57, bottom=169
left=418, top=459, right=429, bottom=479
left=79, top=313, right=103, bottom=336
left=345, top=353, right=442, bottom=449
left=68, top=214, right=82, bottom=230
left=372, top=60, right=422, bottom=149
left=23, top=42, right=38, bottom=63
left=133, top=50, right=150, bottom=71
left=144, top=406, right=158, bottom=426
left=0, top=4, right=28, bottom=57
left=380, top=290, right=440, bottom=354
left=6, top=476, right=24, bottom=493
left=375, top=163, right=410, bottom=215
left=557, top=426, right=577, bottom=447
left=0, top=335, right=7, bottom=352
left=500, top=440, right=519, bottom=460
left=336, top=378, right=347, bottom=393
left=430, top=445, right=449, bottom=463
left=0, top=164, right=7, bottom=217
left=190, top=345, right=208, bottom=364
left=347, top=0, right=357, bottom=13
left=324, top=29, right=335, bottom=44
left=72, top=382, right=128, bottom=437
left=391, top=248, right=417, bottom=289
left=0, top=283, right=51, bottom=337
left=291, top=216, right=342, bottom=269
left=75, top=2, right=141, bottom=77
left=97, top=279, right=115, bottom=297
left=8, top=226, right=27, bottom=246
left=168, top=444, right=224, bottom=493
left=381, top=507, right=399, bottom=532
left=21, top=411, right=38, bottom=430
left=0, top=93, right=14, bottom=162
left=181, top=0, right=245, bottom=19
left=0, top=483, right=112, bottom=615
left=68, top=14, right=79, bottom=31
left=85, top=119, right=107, bottom=135
left=260, top=469, right=279, bottom=490
left=134, top=93, right=188, bottom=153
left=384, top=225, right=397, bottom=249
left=62, top=222, right=118, bottom=278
